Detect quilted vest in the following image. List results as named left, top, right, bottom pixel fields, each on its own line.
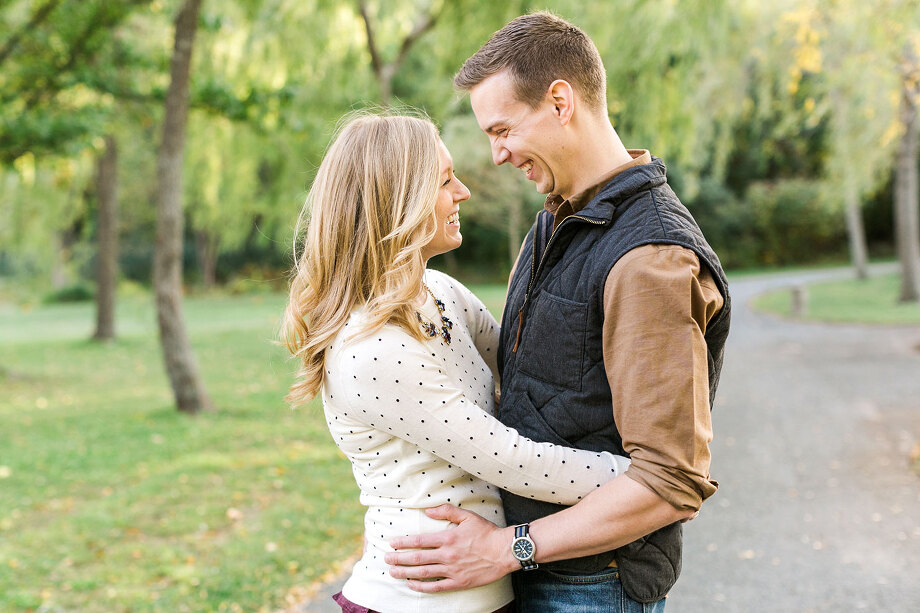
left=497, top=158, right=731, bottom=603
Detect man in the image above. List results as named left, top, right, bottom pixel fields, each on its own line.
left=386, top=12, right=730, bottom=611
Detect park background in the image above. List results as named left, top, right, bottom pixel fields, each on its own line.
left=1, top=0, right=919, bottom=611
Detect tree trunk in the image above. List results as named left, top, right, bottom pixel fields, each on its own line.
left=843, top=184, right=869, bottom=280
left=832, top=90, right=870, bottom=281
left=895, top=45, right=920, bottom=303
left=195, top=229, right=218, bottom=289
left=50, top=231, right=69, bottom=290
left=153, top=0, right=212, bottom=413
left=93, top=134, right=118, bottom=340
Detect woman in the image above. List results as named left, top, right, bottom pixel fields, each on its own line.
left=281, top=112, right=629, bottom=613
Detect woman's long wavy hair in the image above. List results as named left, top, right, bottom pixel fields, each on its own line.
left=281, top=112, right=441, bottom=406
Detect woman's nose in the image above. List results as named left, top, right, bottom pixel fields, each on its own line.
left=455, top=178, right=471, bottom=202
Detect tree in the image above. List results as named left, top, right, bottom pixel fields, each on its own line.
left=801, top=0, right=920, bottom=293
left=895, top=40, right=920, bottom=302
left=93, top=134, right=118, bottom=340
left=358, top=0, right=443, bottom=106
left=0, top=0, right=152, bottom=292
left=804, top=0, right=898, bottom=280
left=153, top=0, right=212, bottom=413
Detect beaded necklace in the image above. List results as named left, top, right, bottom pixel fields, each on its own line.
left=416, top=283, right=452, bottom=345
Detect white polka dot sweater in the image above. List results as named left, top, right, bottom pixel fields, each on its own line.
left=322, top=270, right=630, bottom=612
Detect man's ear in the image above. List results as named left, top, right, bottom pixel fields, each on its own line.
left=548, top=80, right=575, bottom=126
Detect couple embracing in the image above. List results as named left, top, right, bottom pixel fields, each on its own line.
left=281, top=12, right=730, bottom=613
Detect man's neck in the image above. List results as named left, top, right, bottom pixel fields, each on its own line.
left=561, top=119, right=632, bottom=200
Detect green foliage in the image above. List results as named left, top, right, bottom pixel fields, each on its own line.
left=0, top=0, right=912, bottom=289
left=688, top=178, right=759, bottom=269
left=41, top=281, right=94, bottom=304
left=690, top=173, right=858, bottom=270
left=0, top=0, right=150, bottom=161
left=745, top=178, right=847, bottom=266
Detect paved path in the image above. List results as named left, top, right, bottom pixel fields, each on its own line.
left=299, top=265, right=920, bottom=612
left=671, top=265, right=920, bottom=612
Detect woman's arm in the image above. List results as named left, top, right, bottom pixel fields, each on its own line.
left=329, top=328, right=629, bottom=505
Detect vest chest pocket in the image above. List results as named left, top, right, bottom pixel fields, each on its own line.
left=517, top=291, right=588, bottom=391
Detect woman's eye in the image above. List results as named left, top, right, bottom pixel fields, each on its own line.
left=442, top=177, right=451, bottom=187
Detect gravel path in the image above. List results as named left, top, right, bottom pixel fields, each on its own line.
left=298, top=265, right=920, bottom=612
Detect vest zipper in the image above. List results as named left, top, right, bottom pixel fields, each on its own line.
left=512, top=214, right=607, bottom=353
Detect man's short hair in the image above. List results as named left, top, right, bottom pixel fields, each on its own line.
left=454, top=11, right=607, bottom=112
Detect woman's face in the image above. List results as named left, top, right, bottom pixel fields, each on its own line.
left=421, top=141, right=470, bottom=262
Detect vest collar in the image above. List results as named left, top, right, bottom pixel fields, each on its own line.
left=576, top=157, right=669, bottom=223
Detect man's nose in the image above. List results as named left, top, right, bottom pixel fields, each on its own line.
left=491, top=142, right=510, bottom=166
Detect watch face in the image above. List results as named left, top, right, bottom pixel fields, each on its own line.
left=513, top=538, right=534, bottom=560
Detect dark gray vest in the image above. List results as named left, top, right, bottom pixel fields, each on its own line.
left=497, top=158, right=731, bottom=603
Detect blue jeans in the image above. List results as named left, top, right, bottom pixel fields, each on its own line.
left=511, top=566, right=667, bottom=613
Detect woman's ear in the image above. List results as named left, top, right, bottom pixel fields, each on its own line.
left=548, top=79, right=575, bottom=126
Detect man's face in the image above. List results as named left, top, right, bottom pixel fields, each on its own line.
left=470, top=71, right=569, bottom=197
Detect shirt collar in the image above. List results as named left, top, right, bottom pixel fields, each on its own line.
left=544, top=149, right=652, bottom=217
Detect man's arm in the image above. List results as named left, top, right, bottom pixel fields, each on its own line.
left=386, top=475, right=691, bottom=592
left=604, top=245, right=723, bottom=512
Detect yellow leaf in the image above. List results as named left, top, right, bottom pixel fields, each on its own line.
left=13, top=153, right=35, bottom=187
left=880, top=121, right=902, bottom=148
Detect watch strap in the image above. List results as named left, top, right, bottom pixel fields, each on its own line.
left=513, top=524, right=538, bottom=571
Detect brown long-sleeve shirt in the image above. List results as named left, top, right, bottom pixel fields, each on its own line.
left=517, top=150, right=722, bottom=512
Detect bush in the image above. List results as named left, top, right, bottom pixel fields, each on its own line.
left=688, top=178, right=759, bottom=269
left=225, top=264, right=289, bottom=294
left=745, top=179, right=847, bottom=266
left=689, top=177, right=850, bottom=269
left=42, top=282, right=95, bottom=303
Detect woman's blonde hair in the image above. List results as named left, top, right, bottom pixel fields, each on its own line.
left=281, top=111, right=441, bottom=406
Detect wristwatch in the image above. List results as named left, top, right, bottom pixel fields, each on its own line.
left=511, top=524, right=538, bottom=571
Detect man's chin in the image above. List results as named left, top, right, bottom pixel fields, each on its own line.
left=531, top=180, right=551, bottom=195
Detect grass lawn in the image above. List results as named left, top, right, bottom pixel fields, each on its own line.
left=0, top=285, right=507, bottom=613
left=751, top=272, right=920, bottom=324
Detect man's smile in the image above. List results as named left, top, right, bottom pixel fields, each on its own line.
left=520, top=160, right=534, bottom=179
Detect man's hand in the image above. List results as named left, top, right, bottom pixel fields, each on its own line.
left=385, top=504, right=518, bottom=593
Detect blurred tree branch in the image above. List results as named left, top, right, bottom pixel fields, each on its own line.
left=0, top=0, right=62, bottom=67
left=358, top=0, right=442, bottom=105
